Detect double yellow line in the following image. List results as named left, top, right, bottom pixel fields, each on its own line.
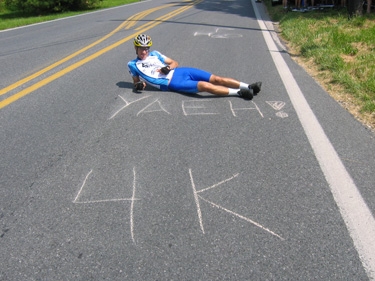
left=122, top=3, right=175, bottom=30
left=0, top=0, right=202, bottom=110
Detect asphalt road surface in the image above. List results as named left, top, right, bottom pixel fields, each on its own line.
left=1, top=0, right=375, bottom=280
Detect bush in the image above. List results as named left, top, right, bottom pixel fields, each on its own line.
left=4, top=0, right=102, bottom=14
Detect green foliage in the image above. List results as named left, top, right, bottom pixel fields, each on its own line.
left=264, top=0, right=375, bottom=124
left=342, top=44, right=358, bottom=56
left=4, top=0, right=102, bottom=14
left=0, top=0, right=136, bottom=30
left=273, top=6, right=375, bottom=115
left=351, top=14, right=367, bottom=26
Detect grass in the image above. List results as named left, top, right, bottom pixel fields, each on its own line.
left=265, top=2, right=375, bottom=129
left=0, top=0, right=137, bottom=30
left=1, top=0, right=375, bottom=129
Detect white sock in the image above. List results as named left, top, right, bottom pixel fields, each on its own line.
left=228, top=88, right=240, bottom=96
left=239, top=82, right=249, bottom=89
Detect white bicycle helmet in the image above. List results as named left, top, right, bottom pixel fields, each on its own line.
left=134, top=34, right=152, bottom=47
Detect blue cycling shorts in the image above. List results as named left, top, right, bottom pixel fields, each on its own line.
left=168, top=67, right=212, bottom=94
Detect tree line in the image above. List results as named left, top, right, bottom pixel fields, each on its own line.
left=3, top=0, right=102, bottom=14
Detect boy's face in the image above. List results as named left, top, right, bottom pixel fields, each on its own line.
left=136, top=47, right=150, bottom=60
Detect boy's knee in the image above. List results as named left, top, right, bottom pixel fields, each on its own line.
left=198, top=81, right=215, bottom=92
left=210, top=74, right=223, bottom=84
left=211, top=75, right=230, bottom=86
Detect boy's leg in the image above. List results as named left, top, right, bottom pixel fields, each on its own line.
left=169, top=68, right=260, bottom=99
left=197, top=81, right=254, bottom=100
left=209, top=74, right=262, bottom=95
left=197, top=81, right=231, bottom=95
left=209, top=74, right=241, bottom=89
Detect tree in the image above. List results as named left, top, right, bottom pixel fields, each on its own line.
left=347, top=0, right=363, bottom=16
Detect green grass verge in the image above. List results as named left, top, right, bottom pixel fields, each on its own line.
left=0, top=0, right=138, bottom=31
left=265, top=1, right=375, bottom=126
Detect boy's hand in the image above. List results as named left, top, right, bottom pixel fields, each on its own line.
left=134, top=81, right=146, bottom=91
left=160, top=66, right=171, bottom=75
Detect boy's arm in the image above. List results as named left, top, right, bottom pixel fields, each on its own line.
left=158, top=57, right=179, bottom=75
left=132, top=76, right=146, bottom=91
left=128, top=61, right=146, bottom=91
left=164, top=57, right=179, bottom=69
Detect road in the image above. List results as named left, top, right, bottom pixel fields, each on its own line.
left=1, top=0, right=375, bottom=280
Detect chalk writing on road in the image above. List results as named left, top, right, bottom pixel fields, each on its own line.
left=189, top=169, right=284, bottom=240
left=267, top=101, right=288, bottom=118
left=73, top=168, right=139, bottom=243
left=109, top=94, right=288, bottom=120
left=73, top=168, right=284, bottom=243
left=194, top=28, right=243, bottom=39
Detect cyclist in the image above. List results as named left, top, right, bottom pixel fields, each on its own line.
left=128, top=34, right=262, bottom=100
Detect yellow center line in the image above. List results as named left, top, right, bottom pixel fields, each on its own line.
left=123, top=4, right=175, bottom=30
left=0, top=4, right=175, bottom=97
left=137, top=0, right=203, bottom=30
left=136, top=0, right=202, bottom=31
left=0, top=0, right=199, bottom=110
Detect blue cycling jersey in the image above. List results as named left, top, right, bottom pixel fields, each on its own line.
left=128, top=50, right=212, bottom=93
left=128, top=51, right=172, bottom=91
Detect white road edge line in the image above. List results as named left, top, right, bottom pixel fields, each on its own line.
left=130, top=167, right=137, bottom=244
left=252, top=3, right=375, bottom=279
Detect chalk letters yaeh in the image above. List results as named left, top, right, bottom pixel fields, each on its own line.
left=109, top=94, right=288, bottom=119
